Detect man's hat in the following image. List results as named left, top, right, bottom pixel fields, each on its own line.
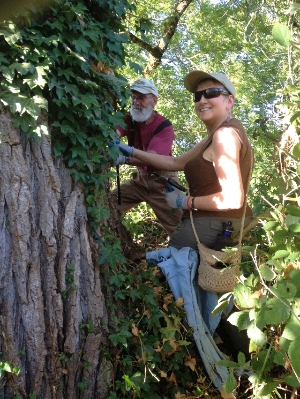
left=184, top=71, right=236, bottom=98
left=130, top=78, right=158, bottom=97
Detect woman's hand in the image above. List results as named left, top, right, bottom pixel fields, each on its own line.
left=164, top=186, right=191, bottom=210
left=108, top=140, right=135, bottom=157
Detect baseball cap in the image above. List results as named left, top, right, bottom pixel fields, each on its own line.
left=130, top=78, right=158, bottom=97
left=184, top=71, right=236, bottom=98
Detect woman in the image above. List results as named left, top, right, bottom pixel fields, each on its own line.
left=112, top=70, right=253, bottom=399
left=113, top=70, right=253, bottom=248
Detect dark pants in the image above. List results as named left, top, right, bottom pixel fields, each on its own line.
left=111, top=170, right=183, bottom=237
left=169, top=216, right=252, bottom=250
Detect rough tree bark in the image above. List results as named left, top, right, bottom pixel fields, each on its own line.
left=0, top=105, right=114, bottom=398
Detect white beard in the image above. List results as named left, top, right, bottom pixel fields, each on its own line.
left=130, top=104, right=153, bottom=122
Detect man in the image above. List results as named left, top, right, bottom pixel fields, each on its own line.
left=111, top=77, right=182, bottom=237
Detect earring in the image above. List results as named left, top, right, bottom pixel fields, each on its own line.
left=226, top=111, right=231, bottom=123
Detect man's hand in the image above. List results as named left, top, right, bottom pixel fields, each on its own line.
left=108, top=140, right=135, bottom=157
left=164, top=186, right=191, bottom=210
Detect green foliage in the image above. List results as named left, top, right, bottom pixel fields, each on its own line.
left=104, top=261, right=214, bottom=398
left=80, top=317, right=95, bottom=333
left=77, top=380, right=89, bottom=392
left=0, top=2, right=129, bottom=165
left=223, top=18, right=300, bottom=397
left=0, top=360, right=21, bottom=378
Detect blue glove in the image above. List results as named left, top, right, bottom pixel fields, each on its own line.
left=108, top=140, right=135, bottom=157
left=164, top=187, right=191, bottom=210
left=111, top=154, right=130, bottom=166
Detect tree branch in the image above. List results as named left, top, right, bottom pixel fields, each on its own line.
left=127, top=0, right=193, bottom=76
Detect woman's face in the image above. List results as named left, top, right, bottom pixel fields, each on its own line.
left=194, top=79, right=232, bottom=123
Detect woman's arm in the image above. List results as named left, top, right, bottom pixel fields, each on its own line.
left=191, top=127, right=244, bottom=211
left=117, top=141, right=204, bottom=172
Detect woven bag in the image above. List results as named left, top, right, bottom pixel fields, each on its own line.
left=190, top=153, right=253, bottom=293
left=196, top=242, right=241, bottom=292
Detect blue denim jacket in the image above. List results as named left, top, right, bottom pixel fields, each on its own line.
left=146, top=246, right=232, bottom=390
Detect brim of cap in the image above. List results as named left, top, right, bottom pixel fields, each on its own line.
left=184, top=71, right=217, bottom=93
left=131, top=87, right=158, bottom=96
left=131, top=87, right=148, bottom=94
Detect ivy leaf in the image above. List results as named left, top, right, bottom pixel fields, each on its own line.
left=3, top=362, right=12, bottom=372
left=10, top=62, right=35, bottom=75
left=272, top=23, right=291, bottom=47
left=73, top=37, right=91, bottom=53
left=23, top=66, right=48, bottom=89
left=0, top=92, right=47, bottom=118
left=160, top=315, right=179, bottom=338
left=71, top=146, right=87, bottom=159
left=109, top=328, right=132, bottom=347
left=288, top=337, right=300, bottom=379
left=0, top=28, right=22, bottom=45
left=128, top=60, right=143, bottom=74
left=12, top=114, right=35, bottom=133
left=98, top=246, right=126, bottom=267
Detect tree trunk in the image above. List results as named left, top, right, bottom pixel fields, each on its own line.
left=0, top=105, right=113, bottom=398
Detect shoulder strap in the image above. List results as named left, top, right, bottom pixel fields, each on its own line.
left=129, top=119, right=172, bottom=146
left=129, top=118, right=172, bottom=146
left=129, top=118, right=136, bottom=147
left=153, top=119, right=172, bottom=136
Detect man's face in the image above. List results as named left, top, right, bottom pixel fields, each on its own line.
left=130, top=91, right=156, bottom=122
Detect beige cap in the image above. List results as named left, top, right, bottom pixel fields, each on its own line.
left=130, top=78, right=158, bottom=96
left=184, top=71, right=236, bottom=98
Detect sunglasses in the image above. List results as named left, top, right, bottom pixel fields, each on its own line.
left=193, top=88, right=230, bottom=102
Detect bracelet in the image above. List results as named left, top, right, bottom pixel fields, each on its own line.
left=187, top=196, right=193, bottom=210
left=191, top=197, right=197, bottom=211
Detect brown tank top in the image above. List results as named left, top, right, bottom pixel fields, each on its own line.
left=183, top=118, right=253, bottom=218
